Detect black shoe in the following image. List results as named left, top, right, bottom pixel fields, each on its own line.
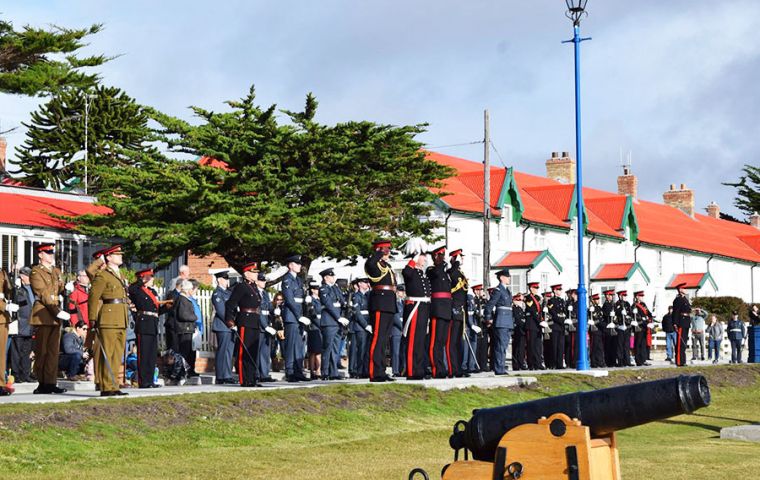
left=260, top=377, right=276, bottom=383
left=423, top=374, right=432, bottom=380
left=33, top=384, right=50, bottom=394
left=286, top=375, right=301, bottom=383
left=149, top=383, right=162, bottom=388
left=113, top=390, right=128, bottom=396
left=100, top=391, right=115, bottom=397
left=406, top=375, right=424, bottom=380
left=385, top=376, right=396, bottom=382
left=49, top=385, right=67, bottom=394
left=369, top=377, right=388, bottom=382
left=494, top=372, right=509, bottom=376
left=328, top=376, right=342, bottom=380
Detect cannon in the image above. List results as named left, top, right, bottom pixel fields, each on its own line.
left=410, top=375, right=710, bottom=480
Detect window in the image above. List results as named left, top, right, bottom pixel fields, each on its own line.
left=1, top=235, right=19, bottom=272
left=540, top=272, right=549, bottom=292
left=535, top=229, right=547, bottom=249
left=511, top=272, right=526, bottom=293
left=470, top=254, right=482, bottom=282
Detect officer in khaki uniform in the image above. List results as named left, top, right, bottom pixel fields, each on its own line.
left=30, top=243, right=70, bottom=394
left=88, top=245, right=130, bottom=396
left=1, top=268, right=20, bottom=395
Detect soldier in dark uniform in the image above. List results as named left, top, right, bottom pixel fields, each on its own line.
left=541, top=290, right=554, bottom=367
left=426, top=245, right=452, bottom=379
left=484, top=269, right=514, bottom=375
left=128, top=268, right=170, bottom=388
left=524, top=282, right=546, bottom=370
left=256, top=272, right=276, bottom=382
left=461, top=287, right=480, bottom=375
left=602, top=289, right=618, bottom=367
left=211, top=271, right=235, bottom=384
left=472, top=285, right=489, bottom=372
left=614, top=290, right=633, bottom=367
left=401, top=251, right=431, bottom=380
left=224, top=262, right=262, bottom=387
left=672, top=283, right=691, bottom=367
left=564, top=289, right=578, bottom=367
left=546, top=285, right=568, bottom=369
left=390, top=285, right=405, bottom=377
left=319, top=268, right=348, bottom=380
left=632, top=291, right=653, bottom=366
left=350, top=279, right=371, bottom=378
left=364, top=239, right=398, bottom=382
left=281, top=255, right=310, bottom=382
left=0, top=267, right=19, bottom=395
left=588, top=293, right=606, bottom=368
left=305, top=282, right=323, bottom=380
left=447, top=249, right=468, bottom=378
left=511, top=293, right=527, bottom=371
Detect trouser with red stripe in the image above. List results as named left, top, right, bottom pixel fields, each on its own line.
left=237, top=326, right=260, bottom=385
left=429, top=317, right=450, bottom=378
left=634, top=330, right=648, bottom=366
left=447, top=316, right=463, bottom=377
left=136, top=334, right=157, bottom=387
left=368, top=310, right=393, bottom=380
left=675, top=325, right=689, bottom=366
left=404, top=302, right=429, bottom=379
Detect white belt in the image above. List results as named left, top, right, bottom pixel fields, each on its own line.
left=730, top=329, right=742, bottom=332
left=333, top=302, right=341, bottom=307
left=407, top=296, right=430, bottom=303
left=360, top=310, right=369, bottom=315
left=261, top=310, right=270, bottom=315
left=294, top=298, right=303, bottom=303
left=467, top=311, right=474, bottom=316
left=317, top=314, right=321, bottom=319
left=497, top=306, right=512, bottom=310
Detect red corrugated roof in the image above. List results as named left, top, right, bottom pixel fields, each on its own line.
left=0, top=187, right=110, bottom=229
left=495, top=250, right=543, bottom=268
left=591, top=263, right=635, bottom=281
left=667, top=273, right=707, bottom=289
left=199, top=156, right=234, bottom=171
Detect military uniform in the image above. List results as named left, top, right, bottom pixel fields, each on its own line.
left=523, top=285, right=545, bottom=370
left=473, top=291, right=490, bottom=371
left=426, top=246, right=452, bottom=378
left=401, top=256, right=432, bottom=379
left=211, top=273, right=234, bottom=384
left=319, top=270, right=346, bottom=380
left=614, top=292, right=633, bottom=367
left=390, top=293, right=405, bottom=377
left=484, top=273, right=514, bottom=375
left=349, top=287, right=370, bottom=378
left=564, top=292, right=578, bottom=367
left=0, top=269, right=16, bottom=393
left=546, top=286, right=568, bottom=369
left=672, top=287, right=691, bottom=367
left=447, top=251, right=468, bottom=377
left=511, top=295, right=527, bottom=371
left=225, top=262, right=262, bottom=386
left=364, top=240, right=398, bottom=382
left=462, top=291, right=480, bottom=374
left=128, top=269, right=169, bottom=388
left=588, top=295, right=606, bottom=368
left=256, top=278, right=274, bottom=381
left=601, top=292, right=618, bottom=367
left=281, top=256, right=308, bottom=382
left=631, top=292, right=653, bottom=366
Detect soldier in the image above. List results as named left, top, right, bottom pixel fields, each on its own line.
left=128, top=268, right=170, bottom=388
left=484, top=269, right=514, bottom=375
left=390, top=285, right=405, bottom=378
left=401, top=251, right=432, bottom=380
left=671, top=283, right=691, bottom=367
left=524, top=282, right=546, bottom=370
left=447, top=249, right=468, bottom=378
left=88, top=244, right=129, bottom=396
left=350, top=279, right=371, bottom=378
left=225, top=261, right=263, bottom=387
left=0, top=267, right=19, bottom=395
left=511, top=293, right=527, bottom=371
left=588, top=293, right=606, bottom=368
left=29, top=243, right=69, bottom=394
left=364, top=239, right=398, bottom=382
left=281, top=255, right=311, bottom=382
left=426, top=245, right=452, bottom=379
left=211, top=271, right=235, bottom=384
left=614, top=290, right=633, bottom=367
left=472, top=285, right=489, bottom=372
left=462, top=285, right=481, bottom=375
left=541, top=290, right=554, bottom=367
left=256, top=272, right=277, bottom=382
left=564, top=289, right=578, bottom=367
left=601, top=289, right=618, bottom=367
left=319, top=268, right=348, bottom=380
left=10, top=267, right=34, bottom=385
left=632, top=291, right=653, bottom=366
left=546, top=285, right=568, bottom=369
left=305, top=282, right=323, bottom=380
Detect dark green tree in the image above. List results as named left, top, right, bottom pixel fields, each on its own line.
left=724, top=165, right=760, bottom=217
left=0, top=19, right=107, bottom=96
left=72, top=87, right=453, bottom=268
left=11, top=85, right=151, bottom=191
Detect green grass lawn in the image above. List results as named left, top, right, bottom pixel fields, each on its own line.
left=1, top=365, right=759, bottom=479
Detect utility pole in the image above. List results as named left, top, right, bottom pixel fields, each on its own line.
left=84, top=93, right=96, bottom=195
left=483, top=109, right=491, bottom=289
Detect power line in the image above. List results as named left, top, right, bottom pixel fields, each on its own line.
left=426, top=140, right=484, bottom=150
left=489, top=140, right=509, bottom=169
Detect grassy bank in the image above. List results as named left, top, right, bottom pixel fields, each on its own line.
left=1, top=365, right=759, bottom=479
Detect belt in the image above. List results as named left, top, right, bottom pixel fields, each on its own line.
left=372, top=285, right=396, bottom=292
left=730, top=329, right=742, bottom=332
left=360, top=310, right=369, bottom=315
left=406, top=296, right=430, bottom=303
left=0, top=293, right=4, bottom=300
left=138, top=311, right=159, bottom=318
left=261, top=310, right=270, bottom=315
left=333, top=302, right=341, bottom=307
left=294, top=298, right=303, bottom=303
left=103, top=298, right=126, bottom=305
left=431, top=292, right=451, bottom=299
left=497, top=306, right=512, bottom=310
left=240, top=307, right=260, bottom=314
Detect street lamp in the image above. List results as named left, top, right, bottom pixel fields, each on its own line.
left=563, top=0, right=591, bottom=370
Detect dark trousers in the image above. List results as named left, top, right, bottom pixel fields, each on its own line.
left=283, top=322, right=304, bottom=376
left=476, top=331, right=489, bottom=372
left=564, top=331, right=577, bottom=368
left=429, top=317, right=450, bottom=378
left=214, top=330, right=234, bottom=381
left=549, top=329, right=565, bottom=369
left=390, top=335, right=403, bottom=376
left=177, top=332, right=194, bottom=371
left=446, top=319, right=463, bottom=377
left=675, top=326, right=689, bottom=366
left=136, top=334, right=158, bottom=387
left=616, top=330, right=631, bottom=366
left=404, top=302, right=429, bottom=379
left=258, top=332, right=272, bottom=379
left=633, top=330, right=648, bottom=366
left=58, top=351, right=82, bottom=378
left=527, top=328, right=543, bottom=369
left=589, top=331, right=605, bottom=368
left=320, top=326, right=341, bottom=378
left=368, top=310, right=392, bottom=380
left=10, top=335, right=33, bottom=382
left=604, top=331, right=617, bottom=367
left=237, top=326, right=260, bottom=385
left=511, top=327, right=526, bottom=370
left=349, top=330, right=368, bottom=377
left=493, top=327, right=511, bottom=374
left=730, top=339, right=743, bottom=363
left=462, top=327, right=479, bottom=373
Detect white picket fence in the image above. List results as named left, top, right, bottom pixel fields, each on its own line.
left=650, top=324, right=748, bottom=358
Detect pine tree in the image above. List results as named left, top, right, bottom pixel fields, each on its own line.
left=11, top=85, right=151, bottom=191
left=73, top=86, right=454, bottom=269
left=724, top=165, right=760, bottom=217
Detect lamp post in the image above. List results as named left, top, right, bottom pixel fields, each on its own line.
left=563, top=0, right=591, bottom=370
left=83, top=93, right=96, bottom=195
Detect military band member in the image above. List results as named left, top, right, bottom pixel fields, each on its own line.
left=305, top=282, right=323, bottom=380
left=88, top=244, right=129, bottom=396
left=402, top=251, right=432, bottom=380
left=128, top=268, right=170, bottom=388
left=319, top=268, right=348, bottom=380
left=602, top=289, right=618, bottom=368
left=225, top=262, right=263, bottom=387
left=564, top=289, right=578, bottom=367
left=511, top=293, right=527, bottom=371
left=546, top=285, right=569, bottom=369
left=614, top=290, right=633, bottom=367
left=484, top=269, right=513, bottom=375
left=427, top=245, right=452, bottom=379
left=0, top=268, right=19, bottom=395
left=364, top=239, right=398, bottom=382
left=541, top=290, right=554, bottom=367
left=632, top=291, right=653, bottom=366
left=390, top=285, right=405, bottom=377
left=211, top=271, right=235, bottom=384
left=256, top=272, right=276, bottom=382
left=524, top=282, right=546, bottom=370
left=447, top=249, right=468, bottom=378
left=281, top=255, right=310, bottom=382
left=472, top=285, right=489, bottom=372
left=462, top=286, right=480, bottom=375
left=672, top=283, right=691, bottom=367
left=588, top=293, right=606, bottom=368
left=350, top=279, right=371, bottom=379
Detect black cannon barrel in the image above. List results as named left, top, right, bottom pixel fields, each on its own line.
left=450, top=375, right=710, bottom=462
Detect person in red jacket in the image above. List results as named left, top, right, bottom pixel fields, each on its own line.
left=67, top=270, right=91, bottom=327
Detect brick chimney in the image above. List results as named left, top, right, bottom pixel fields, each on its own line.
left=705, top=201, right=720, bottom=219
left=663, top=183, right=695, bottom=217
left=751, top=212, right=760, bottom=229
left=0, top=136, right=6, bottom=172
left=617, top=165, right=637, bottom=199
left=545, top=151, right=575, bottom=184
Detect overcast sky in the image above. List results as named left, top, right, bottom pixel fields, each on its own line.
left=4, top=1, right=759, bottom=219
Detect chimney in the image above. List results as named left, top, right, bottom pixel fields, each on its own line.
left=706, top=201, right=720, bottom=219
left=617, top=165, right=638, bottom=199
left=662, top=183, right=695, bottom=217
left=751, top=212, right=760, bottom=229
left=0, top=136, right=6, bottom=172
left=545, top=151, right=575, bottom=184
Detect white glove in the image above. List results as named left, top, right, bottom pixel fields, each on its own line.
left=57, top=311, right=71, bottom=321
left=647, top=323, right=655, bottom=329
left=568, top=305, right=574, bottom=312
left=273, top=307, right=281, bottom=316
left=5, top=303, right=19, bottom=314
left=298, top=316, right=311, bottom=326
left=14, top=278, right=21, bottom=288
left=471, top=325, right=482, bottom=334
left=622, top=311, right=628, bottom=318
left=305, top=296, right=312, bottom=304
left=539, top=321, right=549, bottom=328
left=588, top=319, right=595, bottom=326
left=589, top=306, right=595, bottom=312
left=338, top=317, right=350, bottom=327
left=607, top=322, right=616, bottom=329
left=543, top=307, right=549, bottom=313
left=365, top=325, right=373, bottom=334
left=564, top=319, right=573, bottom=325
left=630, top=320, right=638, bottom=327
left=0, top=293, right=4, bottom=300
left=65, top=281, right=75, bottom=293
left=265, top=326, right=277, bottom=336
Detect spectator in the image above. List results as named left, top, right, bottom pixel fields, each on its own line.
left=173, top=280, right=197, bottom=377
left=188, top=279, right=203, bottom=377
left=705, top=315, right=723, bottom=364
left=66, top=270, right=90, bottom=326
left=727, top=311, right=746, bottom=364
left=163, top=277, right=184, bottom=352
left=125, top=344, right=138, bottom=383
left=10, top=266, right=34, bottom=383
left=270, top=292, right=286, bottom=372
left=661, top=306, right=676, bottom=363
left=691, top=308, right=706, bottom=361
left=750, top=304, right=759, bottom=327
left=159, top=349, right=191, bottom=385
left=58, top=321, right=89, bottom=381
